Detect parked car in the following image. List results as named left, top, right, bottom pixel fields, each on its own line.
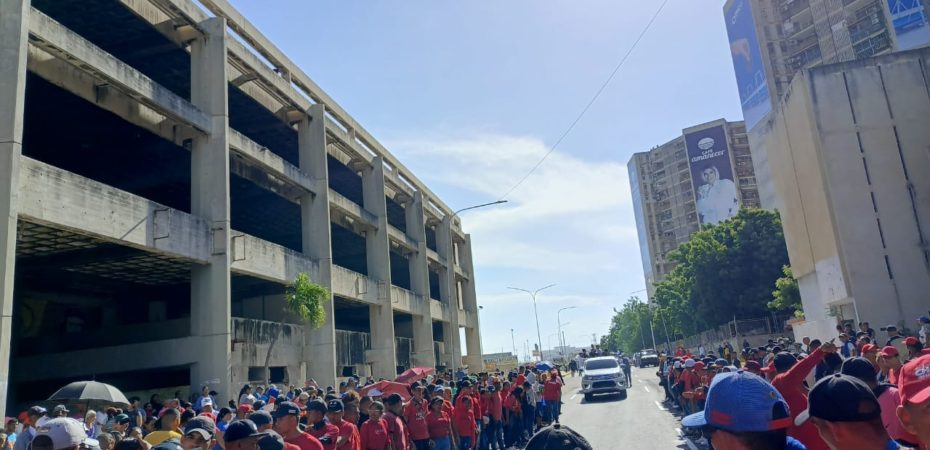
left=581, top=356, right=629, bottom=401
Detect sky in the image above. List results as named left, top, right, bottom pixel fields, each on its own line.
left=228, top=0, right=745, bottom=359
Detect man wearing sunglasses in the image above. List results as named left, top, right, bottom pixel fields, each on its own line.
left=682, top=370, right=804, bottom=450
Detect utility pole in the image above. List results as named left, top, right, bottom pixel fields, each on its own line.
left=511, top=328, right=517, bottom=357
left=508, top=284, right=556, bottom=362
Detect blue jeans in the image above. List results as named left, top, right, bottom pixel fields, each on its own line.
left=459, top=436, right=473, bottom=450
left=523, top=405, right=535, bottom=436
left=432, top=436, right=451, bottom=450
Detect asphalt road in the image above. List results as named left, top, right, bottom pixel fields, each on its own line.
left=555, top=366, right=707, bottom=450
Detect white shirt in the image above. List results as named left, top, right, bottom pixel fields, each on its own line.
left=696, top=179, right=739, bottom=224
left=526, top=372, right=537, bottom=385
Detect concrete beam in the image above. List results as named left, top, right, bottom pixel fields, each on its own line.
left=405, top=192, right=436, bottom=368
left=0, top=0, right=29, bottom=420
left=12, top=336, right=199, bottom=381
left=27, top=8, right=211, bottom=133
left=389, top=285, right=423, bottom=316
left=387, top=225, right=418, bottom=254
left=18, top=157, right=212, bottom=262
left=299, top=105, right=337, bottom=387
left=331, top=265, right=379, bottom=306
left=229, top=232, right=319, bottom=284
left=461, top=235, right=482, bottom=369
left=228, top=129, right=318, bottom=195
left=329, top=189, right=376, bottom=230
left=438, top=216, right=461, bottom=371
left=361, top=156, right=397, bottom=379
left=189, top=17, right=232, bottom=402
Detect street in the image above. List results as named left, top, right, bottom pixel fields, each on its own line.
left=557, top=366, right=705, bottom=450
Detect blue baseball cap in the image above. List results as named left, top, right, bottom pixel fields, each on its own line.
left=682, top=370, right=792, bottom=432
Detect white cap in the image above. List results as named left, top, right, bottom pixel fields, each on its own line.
left=673, top=361, right=682, bottom=369
left=369, top=388, right=383, bottom=397
left=684, top=359, right=696, bottom=368
left=35, top=418, right=98, bottom=450
left=202, top=398, right=213, bottom=407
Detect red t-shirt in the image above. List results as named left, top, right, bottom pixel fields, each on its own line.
left=470, top=394, right=482, bottom=419
left=488, top=393, right=503, bottom=421
left=359, top=419, right=389, bottom=450
left=383, top=412, right=407, bottom=450
left=426, top=411, right=451, bottom=439
left=503, top=395, right=521, bottom=416
left=543, top=380, right=562, bottom=401
left=772, top=348, right=829, bottom=450
left=515, top=374, right=526, bottom=387
left=308, top=422, right=341, bottom=450
left=452, top=405, right=476, bottom=438
left=284, top=432, right=325, bottom=450
left=403, top=399, right=430, bottom=440
left=441, top=400, right=453, bottom=418
left=332, top=420, right=360, bottom=450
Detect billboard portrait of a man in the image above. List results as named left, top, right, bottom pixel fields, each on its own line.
left=696, top=165, right=738, bottom=224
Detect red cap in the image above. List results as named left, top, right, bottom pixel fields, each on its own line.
left=862, top=344, right=878, bottom=354
left=905, top=336, right=919, bottom=346
left=744, top=360, right=762, bottom=372
left=237, top=404, right=253, bottom=413
left=693, top=361, right=706, bottom=370
left=880, top=346, right=900, bottom=358
left=899, top=354, right=930, bottom=405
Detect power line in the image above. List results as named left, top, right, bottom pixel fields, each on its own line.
left=497, top=0, right=671, bottom=200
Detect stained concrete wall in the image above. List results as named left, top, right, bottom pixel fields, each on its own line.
left=759, top=47, right=930, bottom=339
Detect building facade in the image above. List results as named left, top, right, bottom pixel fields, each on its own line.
left=754, top=47, right=930, bottom=341
left=0, top=0, right=482, bottom=416
left=629, top=119, right=759, bottom=299
left=724, top=0, right=930, bottom=207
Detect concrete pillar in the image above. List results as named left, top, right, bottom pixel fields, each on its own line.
left=361, top=156, right=397, bottom=379
left=189, top=17, right=232, bottom=403
left=437, top=217, right=461, bottom=371
left=405, top=192, right=436, bottom=368
left=461, top=235, right=483, bottom=370
left=298, top=104, right=337, bottom=388
left=0, top=0, right=29, bottom=419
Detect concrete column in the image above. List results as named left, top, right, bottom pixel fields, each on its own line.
left=0, top=0, right=29, bottom=419
left=189, top=17, right=232, bottom=402
left=461, top=235, right=483, bottom=370
left=362, top=156, right=397, bottom=379
left=299, top=104, right=337, bottom=387
left=437, top=217, right=461, bottom=371
left=405, top=192, right=436, bottom=368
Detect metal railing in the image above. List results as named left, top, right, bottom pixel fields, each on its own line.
left=679, top=315, right=794, bottom=350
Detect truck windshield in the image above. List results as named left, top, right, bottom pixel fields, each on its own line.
left=585, top=359, right=618, bottom=370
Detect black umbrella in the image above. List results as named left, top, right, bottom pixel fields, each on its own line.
left=47, top=381, right=130, bottom=407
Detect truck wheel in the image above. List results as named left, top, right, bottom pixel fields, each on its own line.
left=618, top=390, right=628, bottom=400
left=584, top=393, right=592, bottom=402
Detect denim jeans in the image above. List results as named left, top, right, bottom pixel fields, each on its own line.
left=523, top=405, right=535, bottom=436
left=432, top=436, right=451, bottom=450
left=459, top=436, right=474, bottom=450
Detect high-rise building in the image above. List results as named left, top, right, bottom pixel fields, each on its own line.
left=752, top=47, right=930, bottom=341
left=724, top=0, right=930, bottom=206
left=629, top=119, right=760, bottom=299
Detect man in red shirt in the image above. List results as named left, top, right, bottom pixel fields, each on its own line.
left=542, top=373, right=563, bottom=423
left=453, top=396, right=477, bottom=450
left=304, top=401, right=339, bottom=450
left=897, top=353, right=930, bottom=449
left=382, top=395, right=408, bottom=450
left=324, top=400, right=360, bottom=450
left=272, top=402, right=324, bottom=450
left=403, top=384, right=430, bottom=450
left=771, top=342, right=835, bottom=450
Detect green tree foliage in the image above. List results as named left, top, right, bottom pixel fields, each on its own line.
left=601, top=296, right=675, bottom=354
left=265, top=272, right=329, bottom=382
left=768, top=265, right=802, bottom=317
left=651, top=209, right=790, bottom=335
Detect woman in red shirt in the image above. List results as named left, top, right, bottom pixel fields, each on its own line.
left=359, top=401, right=390, bottom=450
left=452, top=396, right=476, bottom=450
left=426, top=397, right=456, bottom=450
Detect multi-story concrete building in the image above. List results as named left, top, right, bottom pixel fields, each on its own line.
left=724, top=0, right=930, bottom=206
left=629, top=119, right=760, bottom=299
left=754, top=47, right=930, bottom=341
left=0, top=0, right=483, bottom=416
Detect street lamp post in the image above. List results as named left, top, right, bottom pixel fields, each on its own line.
left=557, top=306, right=577, bottom=356
left=508, top=284, right=556, bottom=362
left=510, top=328, right=517, bottom=357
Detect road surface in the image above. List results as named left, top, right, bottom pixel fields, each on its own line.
left=556, top=366, right=707, bottom=450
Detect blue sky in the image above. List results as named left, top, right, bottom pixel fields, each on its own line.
left=229, top=1, right=744, bottom=358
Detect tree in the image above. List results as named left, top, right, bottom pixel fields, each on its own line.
left=651, top=209, right=790, bottom=334
left=769, top=265, right=803, bottom=317
left=264, top=272, right=329, bottom=384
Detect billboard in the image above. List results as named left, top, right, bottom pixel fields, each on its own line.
left=887, top=0, right=930, bottom=50
left=685, top=125, right=739, bottom=226
left=724, top=0, right=771, bottom=130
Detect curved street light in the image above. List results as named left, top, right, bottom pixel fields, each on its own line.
left=557, top=306, right=577, bottom=356
left=508, top=284, right=556, bottom=362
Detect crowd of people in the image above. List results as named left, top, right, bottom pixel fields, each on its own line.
left=3, top=366, right=574, bottom=450
left=657, top=318, right=930, bottom=449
